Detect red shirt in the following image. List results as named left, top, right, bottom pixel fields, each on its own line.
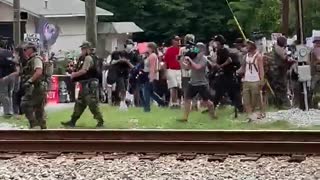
left=164, top=46, right=180, bottom=70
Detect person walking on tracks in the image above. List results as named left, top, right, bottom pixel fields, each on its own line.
left=61, top=41, right=104, bottom=128
left=20, top=43, right=47, bottom=129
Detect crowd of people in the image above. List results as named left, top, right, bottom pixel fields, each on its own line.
left=2, top=33, right=320, bottom=129
left=104, top=34, right=320, bottom=122
left=104, top=34, right=278, bottom=122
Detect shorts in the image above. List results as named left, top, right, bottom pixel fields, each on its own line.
left=242, top=81, right=260, bottom=110
left=182, top=77, right=190, bottom=96
left=167, top=69, right=182, bottom=89
left=186, top=84, right=210, bottom=101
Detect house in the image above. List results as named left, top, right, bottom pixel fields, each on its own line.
left=0, top=0, right=143, bottom=55
left=97, top=22, right=143, bottom=56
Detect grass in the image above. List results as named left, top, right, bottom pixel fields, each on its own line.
left=1, top=105, right=320, bottom=130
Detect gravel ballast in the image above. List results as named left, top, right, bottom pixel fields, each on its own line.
left=0, top=155, right=319, bottom=180
left=265, top=108, right=320, bottom=127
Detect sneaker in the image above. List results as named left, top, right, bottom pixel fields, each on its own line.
left=208, top=108, right=217, bottom=119
left=119, top=101, right=128, bottom=111
left=61, top=121, right=76, bottom=128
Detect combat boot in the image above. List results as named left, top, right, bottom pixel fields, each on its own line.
left=96, top=121, right=104, bottom=128
left=61, top=120, right=76, bottom=128
left=29, top=121, right=38, bottom=129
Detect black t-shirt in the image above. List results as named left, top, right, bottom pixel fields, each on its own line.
left=0, top=49, right=15, bottom=78
left=216, top=48, right=234, bottom=74
left=126, top=50, right=141, bottom=66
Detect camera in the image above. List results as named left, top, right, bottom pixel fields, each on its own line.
left=184, top=40, right=199, bottom=60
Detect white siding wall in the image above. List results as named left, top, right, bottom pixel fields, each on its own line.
left=0, top=2, right=36, bottom=34
left=48, top=17, right=86, bottom=53
left=0, top=2, right=13, bottom=21
left=25, top=15, right=36, bottom=33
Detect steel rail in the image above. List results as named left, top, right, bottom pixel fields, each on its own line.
left=0, top=130, right=319, bottom=154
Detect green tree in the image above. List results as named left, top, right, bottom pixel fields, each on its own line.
left=97, top=0, right=238, bottom=43
left=228, top=0, right=281, bottom=38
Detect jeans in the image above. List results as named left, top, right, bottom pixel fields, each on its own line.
left=142, top=81, right=165, bottom=112
left=0, top=77, right=14, bottom=116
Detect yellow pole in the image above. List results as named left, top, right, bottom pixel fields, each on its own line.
left=225, top=0, right=247, bottom=40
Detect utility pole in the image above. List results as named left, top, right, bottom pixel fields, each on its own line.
left=13, top=0, right=21, bottom=45
left=281, top=0, right=289, bottom=36
left=296, top=0, right=304, bottom=44
left=85, top=0, right=97, bottom=48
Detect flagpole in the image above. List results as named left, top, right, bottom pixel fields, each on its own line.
left=225, top=0, right=247, bottom=40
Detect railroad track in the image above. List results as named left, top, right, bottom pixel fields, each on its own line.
left=0, top=130, right=319, bottom=155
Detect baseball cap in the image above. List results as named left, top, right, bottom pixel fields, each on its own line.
left=80, top=41, right=92, bottom=48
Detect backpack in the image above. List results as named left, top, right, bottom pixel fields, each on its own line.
left=43, top=60, right=53, bottom=85
left=91, top=54, right=103, bottom=83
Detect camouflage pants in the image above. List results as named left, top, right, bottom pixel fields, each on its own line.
left=21, top=83, right=47, bottom=129
left=70, top=80, right=104, bottom=124
left=267, top=70, right=291, bottom=109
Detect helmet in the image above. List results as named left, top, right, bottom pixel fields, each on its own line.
left=80, top=41, right=92, bottom=48
left=184, top=34, right=195, bottom=44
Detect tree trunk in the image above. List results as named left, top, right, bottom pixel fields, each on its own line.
left=281, top=0, right=289, bottom=36
left=85, top=0, right=97, bottom=48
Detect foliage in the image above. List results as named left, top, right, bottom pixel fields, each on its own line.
left=228, top=0, right=281, bottom=38
left=96, top=0, right=320, bottom=42
left=97, top=0, right=239, bottom=43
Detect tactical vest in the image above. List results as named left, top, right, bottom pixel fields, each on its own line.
left=73, top=55, right=98, bottom=82
left=21, top=55, right=43, bottom=86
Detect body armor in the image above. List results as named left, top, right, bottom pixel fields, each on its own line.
left=73, top=55, right=98, bottom=82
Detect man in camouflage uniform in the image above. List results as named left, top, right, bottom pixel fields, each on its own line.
left=267, top=36, right=291, bottom=109
left=310, top=37, right=320, bottom=107
left=20, top=43, right=47, bottom=129
left=61, top=41, right=104, bottom=128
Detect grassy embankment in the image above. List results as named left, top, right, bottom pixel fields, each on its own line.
left=1, top=105, right=320, bottom=130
